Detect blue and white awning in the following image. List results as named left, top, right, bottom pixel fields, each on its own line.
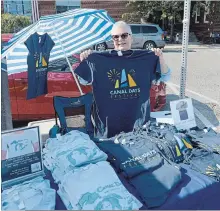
left=2, top=9, right=115, bottom=75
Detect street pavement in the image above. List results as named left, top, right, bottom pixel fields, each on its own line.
left=162, top=46, right=220, bottom=129
left=164, top=43, right=220, bottom=50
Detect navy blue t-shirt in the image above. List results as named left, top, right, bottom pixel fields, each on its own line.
left=24, top=32, right=55, bottom=99
left=75, top=50, right=161, bottom=138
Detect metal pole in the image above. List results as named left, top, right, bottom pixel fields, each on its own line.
left=179, top=0, right=191, bottom=99
left=33, top=0, right=37, bottom=22
left=1, top=58, right=13, bottom=131
left=52, top=25, right=84, bottom=96
left=31, top=0, right=36, bottom=23
left=35, top=0, right=39, bottom=20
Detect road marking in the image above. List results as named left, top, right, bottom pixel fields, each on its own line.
left=166, top=83, right=179, bottom=95
left=167, top=82, right=220, bottom=106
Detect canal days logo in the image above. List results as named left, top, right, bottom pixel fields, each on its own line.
left=107, top=69, right=140, bottom=99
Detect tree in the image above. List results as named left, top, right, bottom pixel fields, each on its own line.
left=122, top=1, right=162, bottom=24
left=122, top=0, right=184, bottom=42
left=1, top=13, right=31, bottom=33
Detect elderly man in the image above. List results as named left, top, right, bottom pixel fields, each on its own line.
left=75, top=21, right=171, bottom=138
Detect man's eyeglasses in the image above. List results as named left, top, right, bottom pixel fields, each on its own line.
left=112, top=33, right=131, bottom=41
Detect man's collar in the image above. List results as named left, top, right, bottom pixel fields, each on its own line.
left=110, top=50, right=134, bottom=56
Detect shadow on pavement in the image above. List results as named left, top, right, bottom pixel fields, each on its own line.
left=162, top=94, right=219, bottom=129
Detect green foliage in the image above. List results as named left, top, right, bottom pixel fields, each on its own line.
left=1, top=13, right=31, bottom=33
left=122, top=1, right=184, bottom=42
left=122, top=0, right=184, bottom=24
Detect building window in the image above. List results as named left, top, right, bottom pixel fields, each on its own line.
left=56, top=0, right=80, bottom=13
left=3, top=0, right=32, bottom=16
left=204, top=8, right=209, bottom=23
left=195, top=7, right=200, bottom=23
left=56, top=6, right=79, bottom=13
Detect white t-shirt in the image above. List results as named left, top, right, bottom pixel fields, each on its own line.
left=2, top=129, right=39, bottom=159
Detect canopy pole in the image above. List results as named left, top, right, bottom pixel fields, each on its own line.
left=52, top=25, right=84, bottom=96
left=1, top=58, right=13, bottom=131
left=180, top=0, right=191, bottom=99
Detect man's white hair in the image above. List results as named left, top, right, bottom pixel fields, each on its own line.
left=111, top=21, right=132, bottom=35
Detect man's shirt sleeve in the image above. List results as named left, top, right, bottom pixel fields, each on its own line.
left=160, top=68, right=171, bottom=82
left=74, top=59, right=94, bottom=85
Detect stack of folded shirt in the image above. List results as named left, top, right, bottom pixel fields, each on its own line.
left=187, top=129, right=220, bottom=154
left=1, top=177, right=56, bottom=210
left=97, top=132, right=182, bottom=208
left=57, top=161, right=142, bottom=210
left=43, top=130, right=107, bottom=182
left=43, top=130, right=143, bottom=210
left=184, top=148, right=220, bottom=181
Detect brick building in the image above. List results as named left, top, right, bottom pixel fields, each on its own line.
left=1, top=0, right=79, bottom=19
left=81, top=0, right=129, bottom=21
left=38, top=1, right=56, bottom=16
left=190, top=3, right=220, bottom=42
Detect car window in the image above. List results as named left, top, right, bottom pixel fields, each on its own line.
left=142, top=26, right=158, bottom=34
left=130, top=26, right=141, bottom=34
left=48, top=57, right=78, bottom=72
left=1, top=41, right=8, bottom=50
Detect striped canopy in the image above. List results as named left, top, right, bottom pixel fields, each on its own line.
left=2, top=9, right=115, bottom=75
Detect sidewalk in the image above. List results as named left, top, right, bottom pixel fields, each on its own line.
left=164, top=43, right=220, bottom=51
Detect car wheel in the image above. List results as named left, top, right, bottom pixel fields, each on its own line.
left=143, top=41, right=156, bottom=50
left=95, top=42, right=107, bottom=51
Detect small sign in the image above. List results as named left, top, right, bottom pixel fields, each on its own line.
left=1, top=126, right=44, bottom=189
left=150, top=111, right=174, bottom=125
left=170, top=98, right=197, bottom=130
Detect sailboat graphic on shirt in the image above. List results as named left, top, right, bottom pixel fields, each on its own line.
left=108, top=69, right=137, bottom=89
left=36, top=53, right=47, bottom=68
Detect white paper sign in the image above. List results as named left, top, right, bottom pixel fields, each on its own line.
left=150, top=111, right=174, bottom=125
left=170, top=98, right=197, bottom=130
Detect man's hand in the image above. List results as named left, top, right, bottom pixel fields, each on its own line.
left=151, top=48, right=163, bottom=57
left=80, top=49, right=93, bottom=62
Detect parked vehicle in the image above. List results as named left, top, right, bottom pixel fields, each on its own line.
left=94, top=23, right=166, bottom=51
left=3, top=35, right=166, bottom=122
left=1, top=33, right=13, bottom=49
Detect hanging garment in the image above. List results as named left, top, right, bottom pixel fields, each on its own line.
left=24, top=32, right=55, bottom=99
left=75, top=50, right=161, bottom=138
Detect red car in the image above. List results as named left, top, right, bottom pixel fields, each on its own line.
left=8, top=70, right=166, bottom=122
left=3, top=34, right=166, bottom=122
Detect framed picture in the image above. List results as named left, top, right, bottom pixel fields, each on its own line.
left=170, top=98, right=197, bottom=130
left=1, top=126, right=44, bottom=189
